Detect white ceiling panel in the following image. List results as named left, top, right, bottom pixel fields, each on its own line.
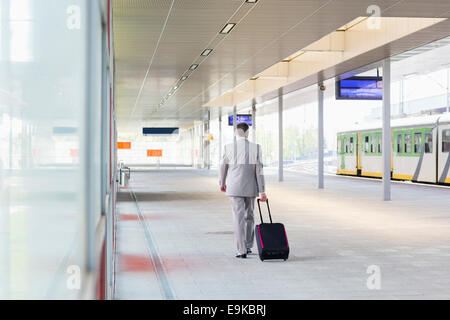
left=113, top=0, right=450, bottom=133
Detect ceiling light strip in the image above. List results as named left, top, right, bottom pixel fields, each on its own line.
left=220, top=23, right=236, bottom=34
left=201, top=49, right=213, bottom=56
left=176, top=0, right=333, bottom=114
left=128, top=0, right=176, bottom=126
left=159, top=0, right=258, bottom=112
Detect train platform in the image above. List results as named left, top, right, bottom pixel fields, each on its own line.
left=114, top=169, right=450, bottom=300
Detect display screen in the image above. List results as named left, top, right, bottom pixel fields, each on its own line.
left=143, top=127, right=179, bottom=135
left=228, top=114, right=252, bottom=126
left=336, top=76, right=383, bottom=100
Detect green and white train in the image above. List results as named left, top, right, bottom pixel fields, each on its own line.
left=337, top=114, right=450, bottom=184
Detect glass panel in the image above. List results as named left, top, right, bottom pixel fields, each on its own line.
left=404, top=133, right=412, bottom=153
left=370, top=134, right=376, bottom=153
left=349, top=137, right=354, bottom=153
left=414, top=132, right=422, bottom=153
left=442, top=129, right=450, bottom=153
left=425, top=132, right=433, bottom=153
left=397, top=133, right=402, bottom=153
left=0, top=0, right=102, bottom=299
left=378, top=135, right=382, bottom=154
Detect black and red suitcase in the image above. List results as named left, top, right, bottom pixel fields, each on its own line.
left=255, top=199, right=289, bottom=261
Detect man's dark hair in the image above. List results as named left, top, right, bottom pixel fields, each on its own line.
left=236, top=122, right=249, bottom=132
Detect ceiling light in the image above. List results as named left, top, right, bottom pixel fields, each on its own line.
left=181, top=75, right=188, bottom=81
left=220, top=23, right=236, bottom=34
left=201, top=49, right=213, bottom=56
left=189, top=64, right=198, bottom=70
left=173, top=85, right=178, bottom=90
left=245, top=0, right=258, bottom=3
left=168, top=92, right=173, bottom=96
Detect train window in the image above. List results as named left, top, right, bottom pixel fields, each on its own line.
left=404, top=133, right=412, bottom=153
left=349, top=137, right=354, bottom=154
left=396, top=133, right=402, bottom=153
left=344, top=137, right=348, bottom=153
left=378, top=135, right=382, bottom=154
left=425, top=132, right=432, bottom=153
left=370, top=134, right=376, bottom=153
left=414, top=132, right=422, bottom=153
left=442, top=130, right=450, bottom=153
left=337, top=138, right=341, bottom=153
left=364, top=135, right=369, bottom=153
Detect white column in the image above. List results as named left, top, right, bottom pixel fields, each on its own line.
left=446, top=68, right=449, bottom=113
left=206, top=109, right=210, bottom=170
left=233, top=106, right=237, bottom=144
left=252, top=99, right=256, bottom=143
left=278, top=88, right=284, bottom=182
left=382, top=58, right=391, bottom=201
left=318, top=83, right=324, bottom=189
left=219, top=110, right=222, bottom=165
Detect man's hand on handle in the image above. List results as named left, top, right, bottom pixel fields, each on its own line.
left=259, top=193, right=267, bottom=202
left=220, top=185, right=227, bottom=192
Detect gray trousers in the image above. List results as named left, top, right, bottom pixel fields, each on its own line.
left=229, top=196, right=255, bottom=255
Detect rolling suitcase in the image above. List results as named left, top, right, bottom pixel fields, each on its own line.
left=255, top=199, right=289, bottom=261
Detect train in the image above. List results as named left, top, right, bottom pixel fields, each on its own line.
left=336, top=114, right=450, bottom=184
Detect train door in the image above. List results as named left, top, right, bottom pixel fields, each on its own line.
left=437, top=125, right=450, bottom=184
left=415, top=128, right=436, bottom=183
left=357, top=133, right=362, bottom=175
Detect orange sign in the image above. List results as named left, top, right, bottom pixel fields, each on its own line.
left=118, top=142, right=131, bottom=149
left=147, top=149, right=162, bottom=157
left=70, top=149, right=79, bottom=157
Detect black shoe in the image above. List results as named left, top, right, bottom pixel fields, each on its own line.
left=235, top=254, right=247, bottom=259
left=246, top=248, right=252, bottom=254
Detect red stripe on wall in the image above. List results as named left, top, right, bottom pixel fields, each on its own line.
left=96, top=238, right=106, bottom=300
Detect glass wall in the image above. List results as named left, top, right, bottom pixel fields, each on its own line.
left=0, top=0, right=112, bottom=299
left=117, top=128, right=197, bottom=168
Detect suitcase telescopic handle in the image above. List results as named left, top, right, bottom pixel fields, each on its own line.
left=257, top=198, right=272, bottom=224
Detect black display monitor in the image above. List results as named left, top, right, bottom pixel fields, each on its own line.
left=228, top=114, right=252, bottom=126
left=336, top=76, right=383, bottom=100
left=143, top=127, right=179, bottom=135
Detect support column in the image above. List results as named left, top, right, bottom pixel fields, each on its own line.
left=318, top=83, right=324, bottom=189
left=446, top=68, right=449, bottom=113
left=219, top=110, right=222, bottom=165
left=382, top=58, right=391, bottom=201
left=205, top=109, right=210, bottom=170
left=278, top=88, right=284, bottom=182
left=252, top=99, right=256, bottom=143
left=233, top=106, right=237, bottom=135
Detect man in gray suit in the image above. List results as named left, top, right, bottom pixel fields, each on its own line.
left=219, top=122, right=267, bottom=258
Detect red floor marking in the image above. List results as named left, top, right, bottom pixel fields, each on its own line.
left=119, top=254, right=154, bottom=272
left=119, top=214, right=140, bottom=221
left=119, top=214, right=167, bottom=221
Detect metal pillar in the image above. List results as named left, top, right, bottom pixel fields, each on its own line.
left=219, top=110, right=222, bottom=165
left=278, top=88, right=284, bottom=182
left=233, top=106, right=237, bottom=135
left=252, top=99, right=256, bottom=142
left=447, top=68, right=449, bottom=113
left=382, top=58, right=391, bottom=201
left=318, top=84, right=324, bottom=189
left=205, top=109, right=210, bottom=170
